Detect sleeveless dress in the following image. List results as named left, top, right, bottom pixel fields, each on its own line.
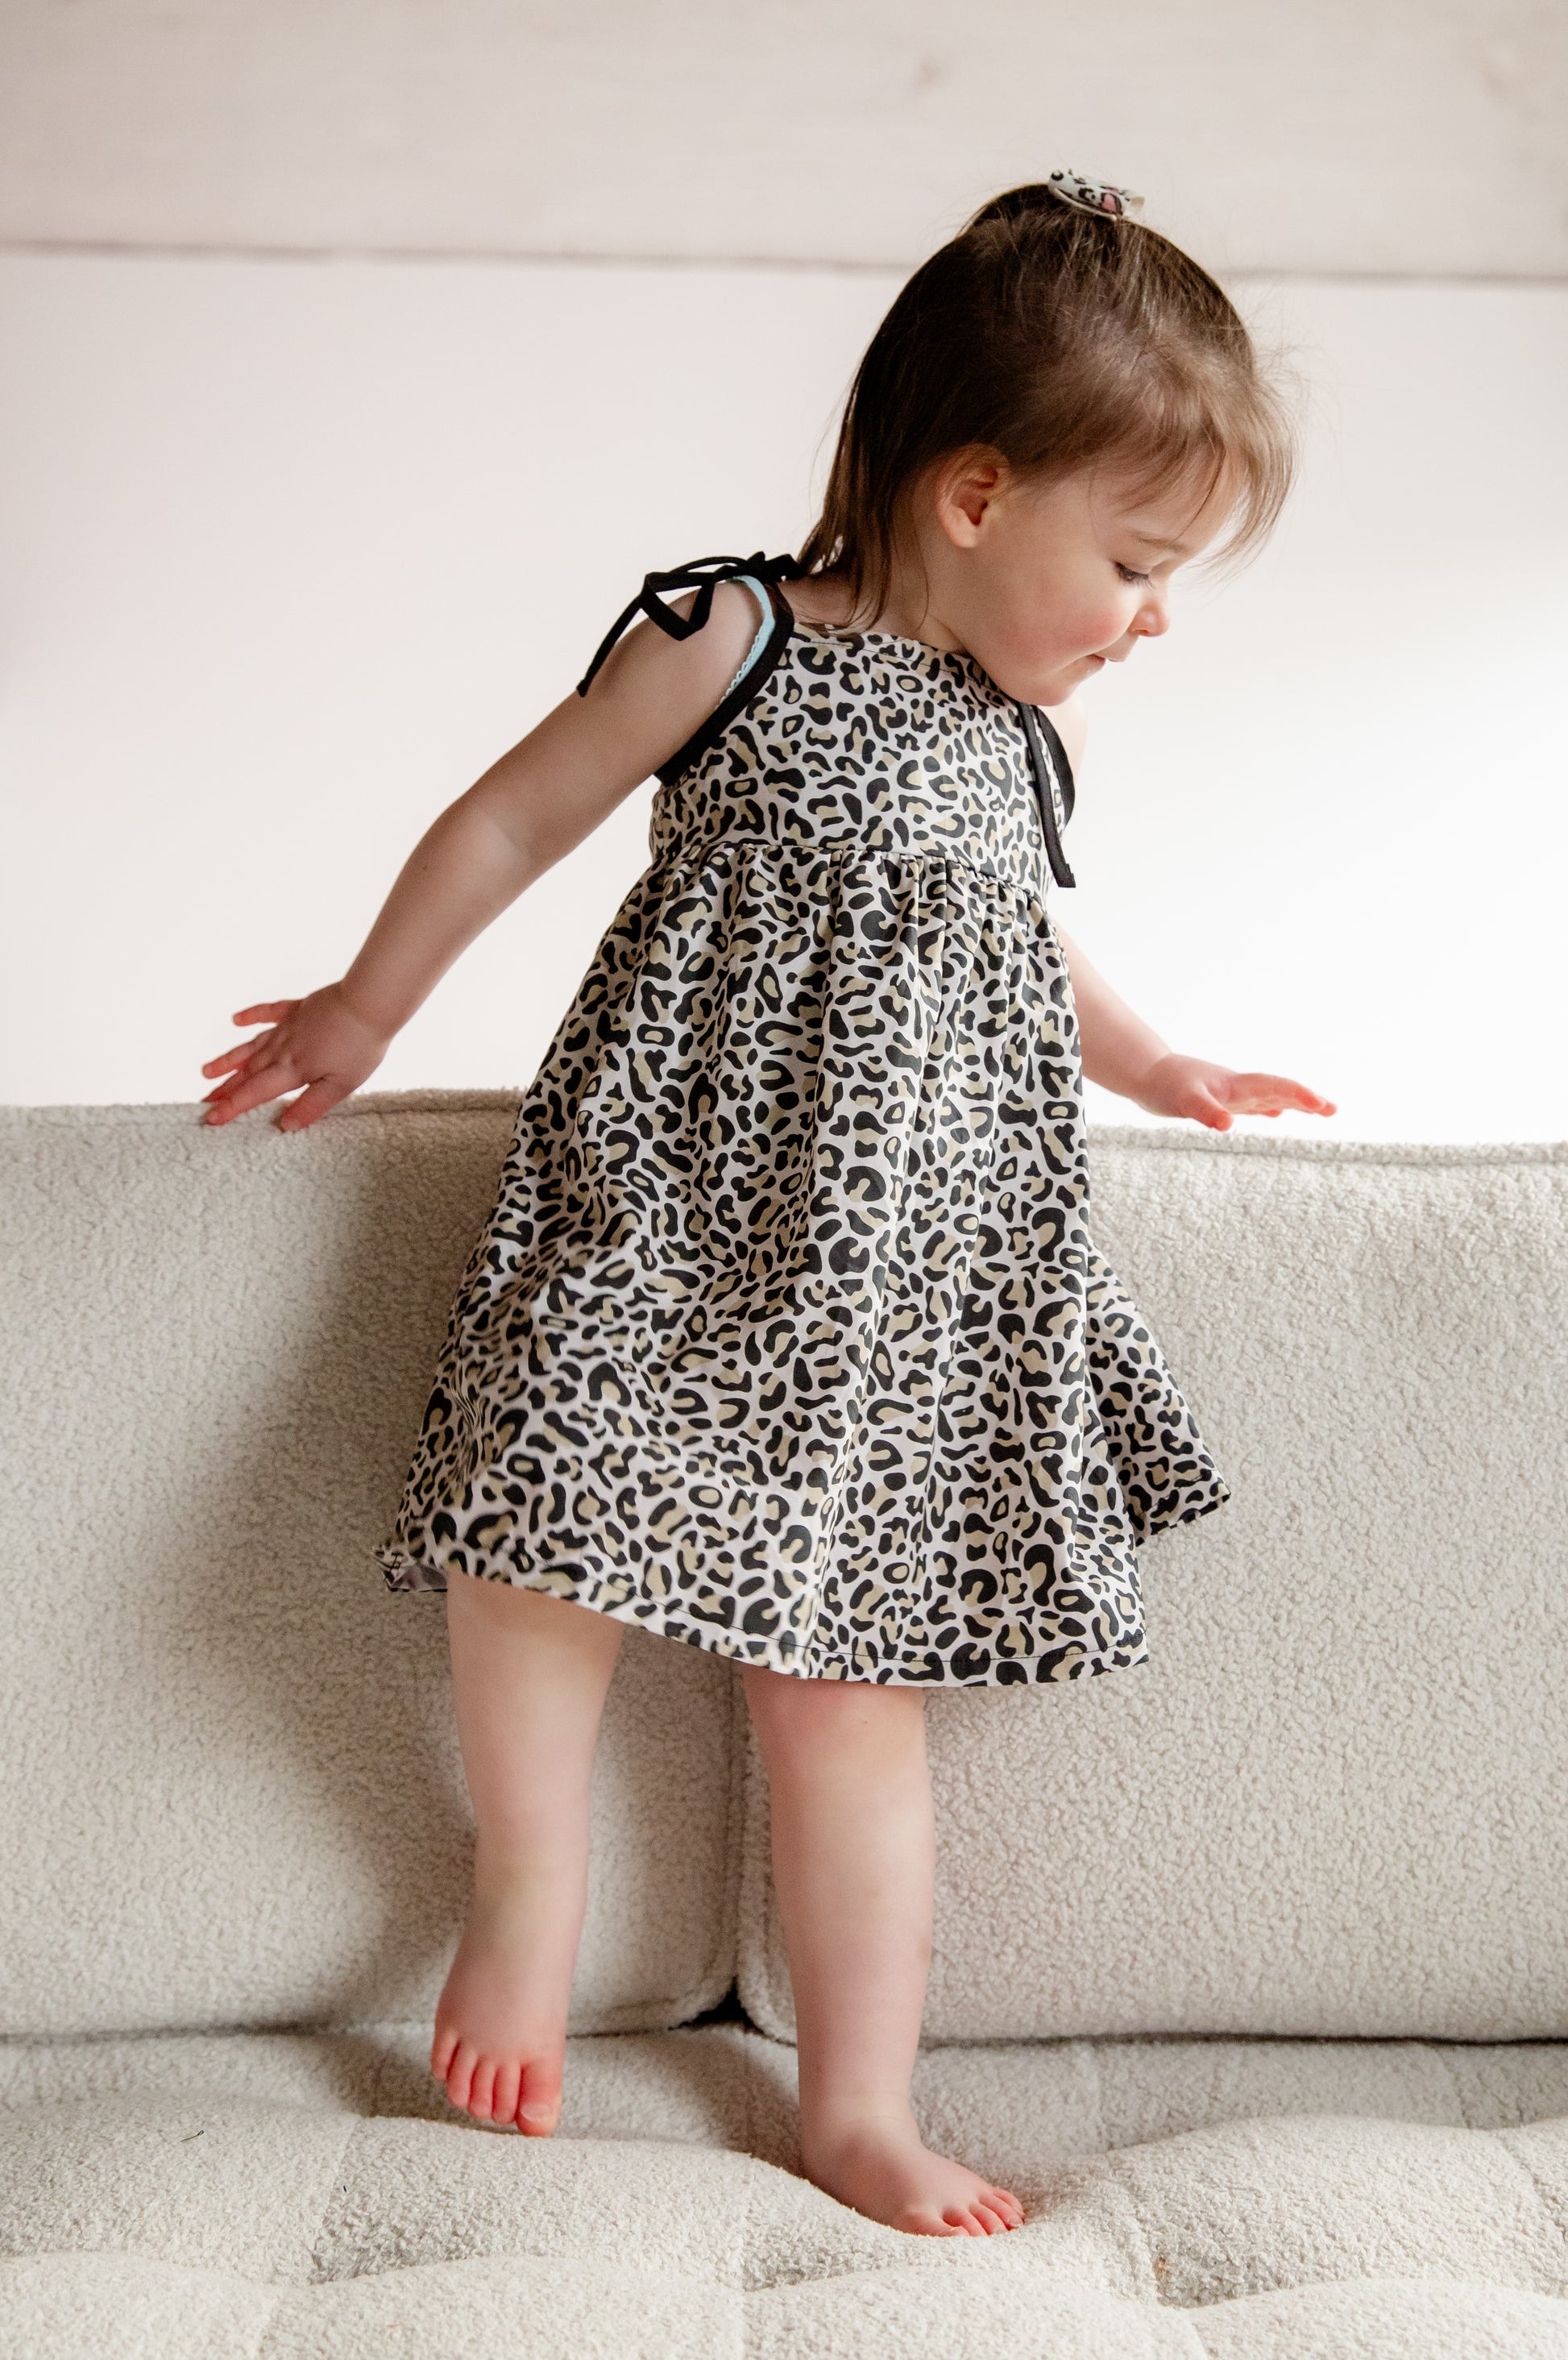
left=373, top=555, right=1229, bottom=1684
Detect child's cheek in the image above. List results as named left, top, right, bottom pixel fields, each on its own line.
left=1071, top=597, right=1130, bottom=654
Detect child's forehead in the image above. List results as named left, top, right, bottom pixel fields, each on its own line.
left=1082, top=455, right=1239, bottom=551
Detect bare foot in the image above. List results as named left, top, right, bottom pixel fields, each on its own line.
left=429, top=1865, right=578, bottom=2136
left=803, top=2113, right=1026, bottom=2237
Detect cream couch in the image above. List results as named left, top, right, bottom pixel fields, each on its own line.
left=3, top=1093, right=1567, bottom=2359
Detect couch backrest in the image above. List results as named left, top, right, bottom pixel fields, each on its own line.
left=7, top=1103, right=1566, bottom=2046
left=737, top=1133, right=1568, bottom=2042
left=0, top=1095, right=740, bottom=2039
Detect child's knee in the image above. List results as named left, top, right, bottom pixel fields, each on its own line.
left=743, top=1665, right=926, bottom=1766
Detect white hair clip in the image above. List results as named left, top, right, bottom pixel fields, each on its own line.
left=1046, top=169, right=1144, bottom=220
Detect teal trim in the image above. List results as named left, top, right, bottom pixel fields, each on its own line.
left=725, top=576, right=776, bottom=694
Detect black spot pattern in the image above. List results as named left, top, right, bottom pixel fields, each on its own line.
left=374, top=617, right=1229, bottom=1682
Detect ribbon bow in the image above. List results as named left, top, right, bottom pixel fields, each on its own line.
left=577, top=551, right=805, bottom=696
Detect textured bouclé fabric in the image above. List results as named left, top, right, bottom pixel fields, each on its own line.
left=739, top=1133, right=1568, bottom=2044
left=0, top=1096, right=743, bottom=2038
left=2, top=2025, right=1568, bottom=2356
left=6, top=1101, right=1568, bottom=2359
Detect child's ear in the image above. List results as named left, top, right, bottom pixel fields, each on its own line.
left=931, top=448, right=1010, bottom=547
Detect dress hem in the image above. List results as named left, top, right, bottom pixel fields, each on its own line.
left=371, top=1523, right=1205, bottom=1689
left=1135, top=1480, right=1231, bottom=1546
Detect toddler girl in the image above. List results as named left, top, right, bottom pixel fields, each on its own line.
left=200, top=173, right=1334, bottom=2238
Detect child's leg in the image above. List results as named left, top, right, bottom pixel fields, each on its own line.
left=433, top=1576, right=623, bottom=2135
left=740, top=1668, right=1023, bottom=2237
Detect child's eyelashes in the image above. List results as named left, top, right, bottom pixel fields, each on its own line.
left=1114, top=563, right=1152, bottom=585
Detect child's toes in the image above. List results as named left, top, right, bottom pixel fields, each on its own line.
left=906, top=2210, right=967, bottom=2237
left=987, top=2186, right=1025, bottom=2228
left=971, top=2200, right=1011, bottom=2234
left=442, top=2039, right=479, bottom=2113
left=516, top=2059, right=563, bottom=2138
left=467, top=2059, right=498, bottom=2121
left=491, top=2060, right=522, bottom=2129
left=430, top=2025, right=459, bottom=2081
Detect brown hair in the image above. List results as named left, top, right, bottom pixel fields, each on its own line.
left=798, top=181, right=1300, bottom=623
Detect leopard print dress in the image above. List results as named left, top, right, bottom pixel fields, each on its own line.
left=373, top=557, right=1229, bottom=1684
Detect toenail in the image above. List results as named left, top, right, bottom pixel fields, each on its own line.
left=521, top=2102, right=554, bottom=2125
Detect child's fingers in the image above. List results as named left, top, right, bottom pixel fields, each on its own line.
left=200, top=1044, right=262, bottom=1080
left=1224, top=1072, right=1337, bottom=1116
left=276, top=1078, right=354, bottom=1132
left=231, top=1001, right=298, bottom=1027
left=201, top=1062, right=297, bottom=1126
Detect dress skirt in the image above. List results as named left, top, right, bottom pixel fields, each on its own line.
left=373, top=617, right=1229, bottom=1682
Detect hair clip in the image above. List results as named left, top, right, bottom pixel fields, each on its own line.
left=1046, top=169, right=1144, bottom=220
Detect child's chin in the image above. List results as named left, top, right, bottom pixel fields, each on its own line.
left=1035, top=663, right=1100, bottom=705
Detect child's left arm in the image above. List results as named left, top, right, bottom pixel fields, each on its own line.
left=1045, top=699, right=1336, bottom=1133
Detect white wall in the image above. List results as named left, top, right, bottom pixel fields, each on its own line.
left=3, top=2, right=1564, bottom=1140
left=4, top=0, right=1565, bottom=277
left=3, top=251, right=1565, bottom=1142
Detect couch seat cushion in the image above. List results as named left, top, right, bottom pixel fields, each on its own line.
left=3, top=2028, right=1568, bottom=2356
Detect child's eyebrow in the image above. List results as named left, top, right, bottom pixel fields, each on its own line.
left=1126, top=528, right=1194, bottom=555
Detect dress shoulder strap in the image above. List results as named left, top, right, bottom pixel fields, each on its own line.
left=576, top=551, right=804, bottom=697
left=1015, top=703, right=1078, bottom=890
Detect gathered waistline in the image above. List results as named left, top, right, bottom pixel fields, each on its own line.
left=645, top=823, right=1052, bottom=906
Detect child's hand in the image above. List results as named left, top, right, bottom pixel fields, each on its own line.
left=1133, top=1054, right=1337, bottom=1132
left=198, top=983, right=392, bottom=1132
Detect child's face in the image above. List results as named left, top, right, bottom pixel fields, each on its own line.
left=919, top=451, right=1238, bottom=708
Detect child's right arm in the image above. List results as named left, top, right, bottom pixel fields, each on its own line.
left=198, top=582, right=766, bottom=1133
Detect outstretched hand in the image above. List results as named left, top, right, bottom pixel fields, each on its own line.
left=1135, top=1054, right=1336, bottom=1132
left=198, top=984, right=392, bottom=1132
